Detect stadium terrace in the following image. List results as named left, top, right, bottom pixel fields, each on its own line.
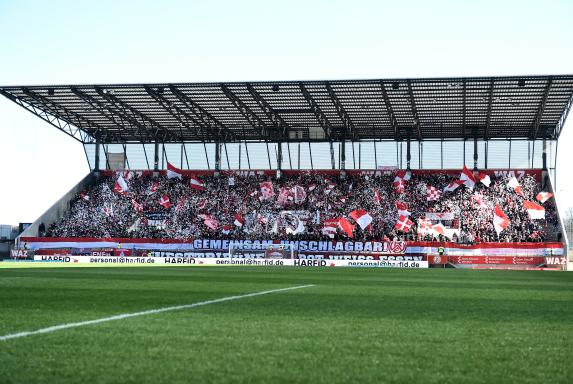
left=2, top=75, right=572, bottom=269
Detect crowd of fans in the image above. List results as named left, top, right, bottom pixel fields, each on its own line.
left=46, top=169, right=559, bottom=243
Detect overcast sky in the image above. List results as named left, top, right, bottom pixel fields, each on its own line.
left=0, top=0, right=572, bottom=225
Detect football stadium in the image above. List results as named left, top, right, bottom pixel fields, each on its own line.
left=1, top=75, right=573, bottom=383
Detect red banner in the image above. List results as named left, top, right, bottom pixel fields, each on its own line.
left=448, top=255, right=545, bottom=265
left=100, top=169, right=542, bottom=181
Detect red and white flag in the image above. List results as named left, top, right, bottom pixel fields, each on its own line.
left=338, top=217, right=355, bottom=238
left=536, top=192, right=553, bottom=203
left=523, top=200, right=545, bottom=220
left=395, top=201, right=411, bottom=217
left=349, top=209, right=373, bottom=230
left=417, top=218, right=433, bottom=235
left=460, top=166, right=476, bottom=190
left=124, top=170, right=135, bottom=181
left=189, top=175, right=205, bottom=191
left=113, top=175, right=129, bottom=196
left=395, top=215, right=414, bottom=232
left=322, top=218, right=339, bottom=238
left=426, top=186, right=441, bottom=201
left=471, top=193, right=488, bottom=209
left=131, top=199, right=144, bottom=213
left=159, top=195, right=171, bottom=209
left=166, top=162, right=183, bottom=179
left=393, top=177, right=406, bottom=194
left=374, top=189, right=382, bottom=205
left=308, top=183, right=317, bottom=192
left=148, top=181, right=159, bottom=195
left=234, top=213, right=245, bottom=227
left=493, top=204, right=510, bottom=235
left=507, top=177, right=524, bottom=196
left=443, top=180, right=463, bottom=193
left=259, top=181, right=275, bottom=200
left=395, top=170, right=412, bottom=181
left=478, top=172, right=491, bottom=187
left=222, top=225, right=232, bottom=235
left=199, top=215, right=219, bottom=230
left=430, top=223, right=446, bottom=238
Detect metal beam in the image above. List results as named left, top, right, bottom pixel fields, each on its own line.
left=144, top=86, right=207, bottom=141
left=325, top=82, right=356, bottom=140
left=95, top=87, right=182, bottom=143
left=406, top=80, right=422, bottom=141
left=0, top=89, right=96, bottom=144
left=21, top=88, right=110, bottom=143
left=484, top=79, right=495, bottom=140
left=72, top=87, right=153, bottom=142
left=379, top=82, right=399, bottom=140
left=529, top=77, right=553, bottom=139
left=168, top=85, right=237, bottom=141
left=461, top=79, right=467, bottom=139
left=556, top=88, right=573, bottom=138
left=221, top=84, right=270, bottom=139
left=246, top=84, right=289, bottom=139
left=299, top=83, right=333, bottom=139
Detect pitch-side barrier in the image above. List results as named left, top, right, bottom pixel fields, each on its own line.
left=32, top=255, right=428, bottom=268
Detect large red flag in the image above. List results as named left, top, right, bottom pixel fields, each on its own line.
left=159, top=195, right=172, bottom=209
left=189, top=175, right=205, bottom=191
left=394, top=215, right=414, bottom=232
left=536, top=192, right=553, bottom=203
left=166, top=162, right=183, bottom=179
left=338, top=218, right=355, bottom=238
left=523, top=200, right=545, bottom=220
left=349, top=210, right=373, bottom=230
left=460, top=166, right=476, bottom=189
left=493, top=204, right=510, bottom=235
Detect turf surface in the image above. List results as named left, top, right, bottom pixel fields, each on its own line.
left=0, top=265, right=572, bottom=383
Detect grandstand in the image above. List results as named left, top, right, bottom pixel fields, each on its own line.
left=1, top=75, right=572, bottom=269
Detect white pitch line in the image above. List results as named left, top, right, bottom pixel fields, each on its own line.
left=0, top=284, right=315, bottom=342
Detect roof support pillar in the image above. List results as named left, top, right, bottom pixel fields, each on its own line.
left=330, top=142, right=335, bottom=170
left=153, top=141, right=160, bottom=172
left=406, top=128, right=412, bottom=170
left=340, top=140, right=346, bottom=170
left=276, top=141, right=283, bottom=178
left=473, top=128, right=478, bottom=170
left=542, top=137, right=547, bottom=170
left=214, top=140, right=221, bottom=175
left=484, top=141, right=488, bottom=169
left=94, top=140, right=100, bottom=172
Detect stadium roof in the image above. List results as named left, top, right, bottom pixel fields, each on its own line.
left=1, top=75, right=572, bottom=144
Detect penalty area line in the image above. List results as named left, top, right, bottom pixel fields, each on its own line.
left=0, top=284, right=315, bottom=342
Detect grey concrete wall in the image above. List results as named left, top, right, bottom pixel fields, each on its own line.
left=16, top=172, right=97, bottom=244
left=0, top=242, right=10, bottom=258
left=546, top=171, right=569, bottom=266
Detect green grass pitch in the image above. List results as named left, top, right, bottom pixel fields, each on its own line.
left=0, top=265, right=572, bottom=383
